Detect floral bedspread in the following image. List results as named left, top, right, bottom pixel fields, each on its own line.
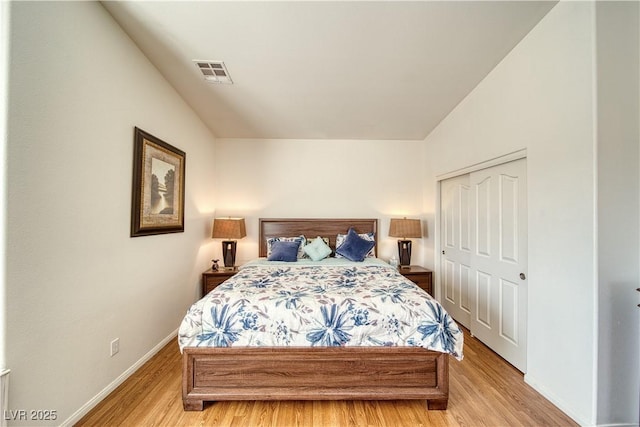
left=178, top=259, right=463, bottom=360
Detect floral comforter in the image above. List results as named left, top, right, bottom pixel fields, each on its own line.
left=178, top=258, right=463, bottom=360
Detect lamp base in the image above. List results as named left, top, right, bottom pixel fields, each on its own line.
left=397, top=240, right=412, bottom=267
left=222, top=240, right=237, bottom=268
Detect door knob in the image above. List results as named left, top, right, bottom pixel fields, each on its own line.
left=519, top=273, right=526, bottom=280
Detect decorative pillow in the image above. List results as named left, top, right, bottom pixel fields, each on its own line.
left=335, top=228, right=376, bottom=262
left=303, top=236, right=330, bottom=248
left=267, top=240, right=301, bottom=262
left=335, top=230, right=375, bottom=258
left=266, top=236, right=306, bottom=259
left=301, top=236, right=331, bottom=258
left=303, top=236, right=333, bottom=261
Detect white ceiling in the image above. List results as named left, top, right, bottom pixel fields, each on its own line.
left=103, top=1, right=556, bottom=141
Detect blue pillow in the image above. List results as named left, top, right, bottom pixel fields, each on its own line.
left=266, top=236, right=306, bottom=259
left=267, top=240, right=301, bottom=262
left=335, top=231, right=375, bottom=258
left=335, top=228, right=376, bottom=262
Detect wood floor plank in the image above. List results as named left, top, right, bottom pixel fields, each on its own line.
left=75, top=328, right=578, bottom=426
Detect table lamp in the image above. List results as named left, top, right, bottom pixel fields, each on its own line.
left=211, top=217, right=246, bottom=269
left=389, top=218, right=422, bottom=267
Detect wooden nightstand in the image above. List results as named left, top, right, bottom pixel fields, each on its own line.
left=399, top=265, right=433, bottom=297
left=202, top=268, right=238, bottom=296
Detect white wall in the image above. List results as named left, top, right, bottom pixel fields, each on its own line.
left=5, top=2, right=637, bottom=426
left=423, top=2, right=597, bottom=425
left=0, top=0, right=10, bottom=373
left=214, top=138, right=426, bottom=264
left=595, top=2, right=640, bottom=424
left=6, top=2, right=216, bottom=425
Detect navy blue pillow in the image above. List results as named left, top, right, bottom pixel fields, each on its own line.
left=267, top=240, right=301, bottom=262
left=335, top=227, right=376, bottom=262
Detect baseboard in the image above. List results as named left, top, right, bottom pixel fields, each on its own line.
left=524, top=373, right=594, bottom=427
left=1, top=369, right=10, bottom=427
left=60, top=329, right=179, bottom=427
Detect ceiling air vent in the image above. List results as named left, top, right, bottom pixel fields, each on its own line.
left=194, top=60, right=233, bottom=84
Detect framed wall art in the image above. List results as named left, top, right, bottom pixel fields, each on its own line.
left=131, top=127, right=186, bottom=237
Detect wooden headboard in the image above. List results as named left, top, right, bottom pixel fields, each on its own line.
left=258, top=218, right=378, bottom=258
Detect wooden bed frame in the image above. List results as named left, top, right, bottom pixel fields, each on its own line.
left=182, top=218, right=449, bottom=411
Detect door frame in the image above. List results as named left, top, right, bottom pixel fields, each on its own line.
left=434, top=149, right=527, bottom=303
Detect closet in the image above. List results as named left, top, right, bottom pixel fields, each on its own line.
left=439, top=158, right=527, bottom=372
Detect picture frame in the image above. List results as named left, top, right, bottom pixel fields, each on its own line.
left=131, top=127, right=186, bottom=237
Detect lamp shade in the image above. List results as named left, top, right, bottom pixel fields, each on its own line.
left=389, top=218, right=422, bottom=239
left=211, top=217, right=246, bottom=240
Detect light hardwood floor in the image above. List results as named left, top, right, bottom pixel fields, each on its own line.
left=76, top=328, right=577, bottom=426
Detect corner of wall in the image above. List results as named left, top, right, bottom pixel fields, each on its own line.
left=0, top=0, right=10, bottom=374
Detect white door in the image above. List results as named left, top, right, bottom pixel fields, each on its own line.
left=469, top=158, right=528, bottom=372
left=440, top=158, right=528, bottom=372
left=440, top=174, right=472, bottom=328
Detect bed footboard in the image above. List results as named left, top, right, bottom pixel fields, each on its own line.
left=182, top=346, right=449, bottom=411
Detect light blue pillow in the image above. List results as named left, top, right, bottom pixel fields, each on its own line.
left=335, top=228, right=376, bottom=262
left=267, top=240, right=301, bottom=262
left=303, top=236, right=332, bottom=261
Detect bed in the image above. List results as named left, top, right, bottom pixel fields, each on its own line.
left=180, top=218, right=463, bottom=411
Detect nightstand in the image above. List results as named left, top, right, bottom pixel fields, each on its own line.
left=202, top=268, right=238, bottom=296
left=399, top=265, right=433, bottom=297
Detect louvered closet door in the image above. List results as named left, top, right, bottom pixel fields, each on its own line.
left=440, top=158, right=528, bottom=372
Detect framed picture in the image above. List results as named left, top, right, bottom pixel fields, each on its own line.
left=131, top=127, right=186, bottom=237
